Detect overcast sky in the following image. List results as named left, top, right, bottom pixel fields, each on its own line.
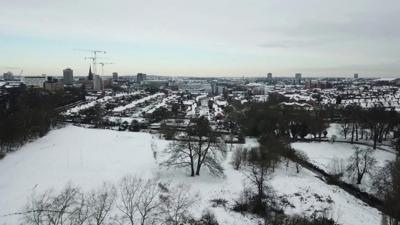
left=1, top=0, right=399, bottom=77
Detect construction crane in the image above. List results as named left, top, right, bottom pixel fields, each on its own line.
left=74, top=49, right=106, bottom=75
left=84, top=56, right=107, bottom=74
left=98, top=62, right=114, bottom=76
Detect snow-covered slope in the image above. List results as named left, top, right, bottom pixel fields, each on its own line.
left=0, top=126, right=384, bottom=225
left=270, top=164, right=382, bottom=225
left=292, top=142, right=394, bottom=172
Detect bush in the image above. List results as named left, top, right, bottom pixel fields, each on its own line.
left=328, top=158, right=345, bottom=177
left=210, top=198, right=228, bottom=208
left=198, top=209, right=219, bottom=225
left=230, top=146, right=247, bottom=170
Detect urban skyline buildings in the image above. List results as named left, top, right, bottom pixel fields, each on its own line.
left=63, top=68, right=73, bottom=85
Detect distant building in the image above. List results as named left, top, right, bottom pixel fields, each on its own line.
left=354, top=73, right=359, bottom=79
left=395, top=78, right=400, bottom=86
left=103, top=78, right=112, bottom=89
left=79, top=79, right=93, bottom=90
left=210, top=81, right=228, bottom=95
left=295, top=73, right=302, bottom=84
left=88, top=66, right=94, bottom=80
left=3, top=72, right=14, bottom=81
left=23, top=75, right=46, bottom=87
left=211, top=81, right=218, bottom=95
left=137, top=73, right=147, bottom=84
left=305, top=80, right=331, bottom=89
left=63, top=68, right=74, bottom=85
left=143, top=80, right=168, bottom=88
left=93, top=75, right=103, bottom=91
left=112, top=72, right=118, bottom=81
left=267, top=73, right=272, bottom=79
left=246, top=83, right=265, bottom=95
left=44, top=77, right=64, bottom=91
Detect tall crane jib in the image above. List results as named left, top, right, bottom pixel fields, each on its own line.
left=74, top=49, right=107, bottom=75
left=98, top=62, right=114, bottom=76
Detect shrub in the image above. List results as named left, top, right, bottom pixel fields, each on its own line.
left=198, top=209, right=219, bottom=225
left=210, top=198, right=228, bottom=208
left=230, top=146, right=247, bottom=170
left=0, top=152, right=5, bottom=160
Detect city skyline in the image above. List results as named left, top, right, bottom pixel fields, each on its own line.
left=1, top=0, right=400, bottom=77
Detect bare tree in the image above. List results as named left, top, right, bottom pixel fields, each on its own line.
left=117, top=176, right=142, bottom=225
left=159, top=183, right=198, bottom=225
left=67, top=193, right=89, bottom=225
left=372, top=163, right=392, bottom=200
left=136, top=179, right=162, bottom=225
left=22, top=178, right=199, bottom=225
left=162, top=116, right=227, bottom=177
left=162, top=140, right=197, bottom=176
left=230, top=146, right=247, bottom=170
left=24, top=190, right=52, bottom=225
left=329, top=158, right=346, bottom=178
left=383, top=159, right=400, bottom=225
left=245, top=147, right=274, bottom=207
left=346, top=146, right=377, bottom=184
left=117, top=176, right=198, bottom=225
left=23, top=185, right=84, bottom=225
left=340, top=122, right=350, bottom=139
left=87, top=183, right=117, bottom=225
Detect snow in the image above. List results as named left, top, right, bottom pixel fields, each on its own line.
left=146, top=95, right=177, bottom=114
left=64, top=92, right=140, bottom=115
left=271, top=164, right=382, bottom=225
left=0, top=126, right=162, bottom=223
left=291, top=142, right=395, bottom=172
left=291, top=142, right=395, bottom=193
left=0, top=126, right=385, bottom=225
left=326, top=123, right=342, bottom=138
left=0, top=126, right=256, bottom=225
left=65, top=95, right=112, bottom=114
left=112, top=93, right=164, bottom=112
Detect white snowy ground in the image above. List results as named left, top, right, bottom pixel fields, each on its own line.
left=325, top=123, right=394, bottom=147
left=0, top=126, right=383, bottom=225
left=112, top=93, right=165, bottom=112
left=271, top=163, right=382, bottom=225
left=292, top=142, right=395, bottom=193
left=64, top=92, right=140, bottom=115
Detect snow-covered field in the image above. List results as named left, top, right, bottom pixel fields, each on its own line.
left=0, top=126, right=384, bottom=225
left=64, top=92, right=140, bottom=115
left=112, top=93, right=164, bottom=112
left=292, top=142, right=395, bottom=172
left=271, top=164, right=382, bottom=225
left=292, top=142, right=395, bottom=192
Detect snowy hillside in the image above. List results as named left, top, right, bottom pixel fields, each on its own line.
left=0, top=126, right=383, bottom=225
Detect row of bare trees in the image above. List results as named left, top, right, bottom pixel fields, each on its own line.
left=338, top=104, right=400, bottom=150
left=22, top=177, right=198, bottom=225
left=0, top=86, right=85, bottom=156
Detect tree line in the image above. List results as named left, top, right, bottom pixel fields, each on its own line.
left=227, top=95, right=400, bottom=152
left=0, top=86, right=85, bottom=157
left=225, top=94, right=400, bottom=224
left=20, top=176, right=216, bottom=225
